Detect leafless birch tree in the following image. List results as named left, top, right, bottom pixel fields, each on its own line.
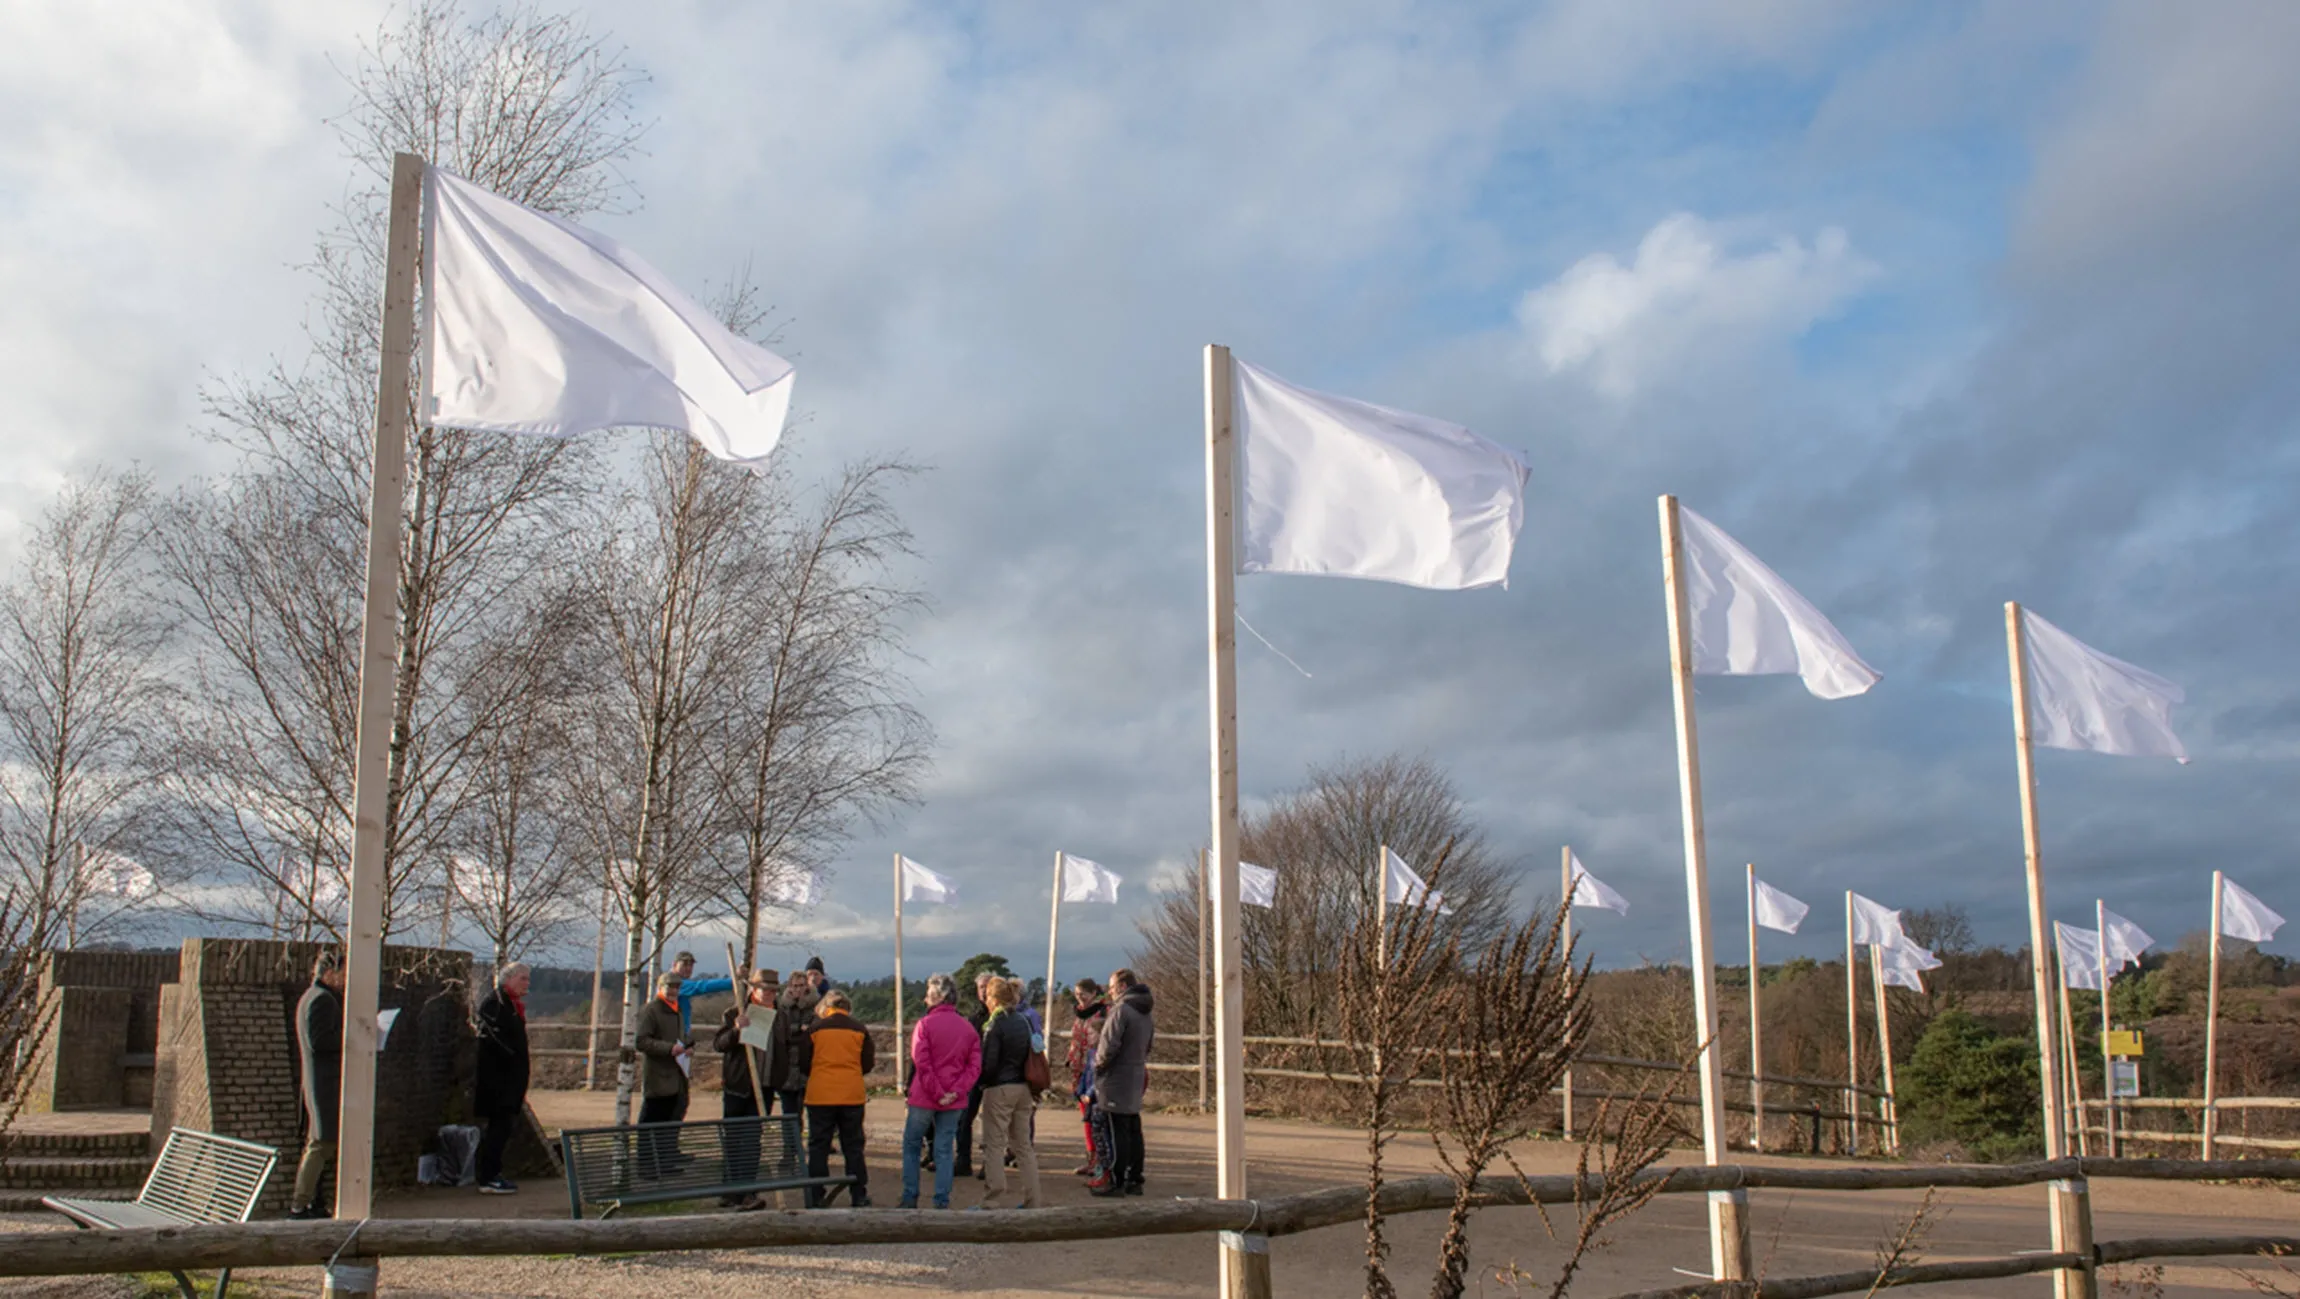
left=0, top=467, right=172, bottom=949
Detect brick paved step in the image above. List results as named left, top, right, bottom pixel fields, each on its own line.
left=2, top=1130, right=150, bottom=1159
left=0, top=1156, right=150, bottom=1190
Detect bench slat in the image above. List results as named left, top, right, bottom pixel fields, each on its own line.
left=560, top=1116, right=851, bottom=1218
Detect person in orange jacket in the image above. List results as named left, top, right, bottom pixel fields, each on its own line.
left=793, top=988, right=875, bottom=1207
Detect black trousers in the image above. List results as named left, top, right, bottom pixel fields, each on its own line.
left=806, top=1103, right=868, bottom=1205
left=721, top=1090, right=761, bottom=1186
left=1107, top=1111, right=1145, bottom=1186
left=638, top=1091, right=686, bottom=1175
left=955, top=1085, right=984, bottom=1171
left=475, top=1106, right=520, bottom=1184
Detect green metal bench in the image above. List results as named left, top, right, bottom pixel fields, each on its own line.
left=44, top=1126, right=279, bottom=1299
left=560, top=1114, right=852, bottom=1218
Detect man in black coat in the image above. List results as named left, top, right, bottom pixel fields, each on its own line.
left=290, top=951, right=346, bottom=1219
left=473, top=962, right=533, bottom=1194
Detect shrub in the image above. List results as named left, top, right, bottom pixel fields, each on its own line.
left=1898, top=1008, right=2043, bottom=1162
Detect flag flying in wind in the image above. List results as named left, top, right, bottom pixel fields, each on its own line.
left=899, top=856, right=956, bottom=905
left=1849, top=893, right=1907, bottom=949
left=1752, top=878, right=1809, bottom=935
left=1875, top=940, right=1942, bottom=991
left=1381, top=847, right=1453, bottom=914
left=1233, top=360, right=1529, bottom=591
left=1568, top=853, right=1630, bottom=915
left=2220, top=877, right=2286, bottom=943
left=2019, top=609, right=2187, bottom=762
left=1058, top=854, right=1123, bottom=905
left=1238, top=861, right=1279, bottom=910
left=423, top=166, right=797, bottom=466
left=1677, top=506, right=1881, bottom=700
left=2100, top=908, right=2154, bottom=969
left=2054, top=922, right=2105, bottom=989
left=766, top=871, right=818, bottom=908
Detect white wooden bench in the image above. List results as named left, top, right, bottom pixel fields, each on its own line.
left=43, top=1127, right=279, bottom=1299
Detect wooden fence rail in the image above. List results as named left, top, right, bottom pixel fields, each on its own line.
left=2, top=1157, right=2294, bottom=1282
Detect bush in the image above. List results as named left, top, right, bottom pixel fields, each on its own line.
left=1898, top=1008, right=2042, bottom=1162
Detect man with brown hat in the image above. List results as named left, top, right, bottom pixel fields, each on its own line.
left=712, top=967, right=789, bottom=1207
left=635, top=971, right=693, bottom=1177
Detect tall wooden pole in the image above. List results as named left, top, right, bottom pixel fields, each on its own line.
left=1746, top=864, right=1764, bottom=1153
left=1204, top=345, right=1252, bottom=1297
left=327, top=150, right=423, bottom=1299
left=1657, top=495, right=1749, bottom=1282
left=584, top=874, right=610, bottom=1090
left=1198, top=849, right=1210, bottom=1112
left=725, top=942, right=767, bottom=1120
left=2203, top=871, right=2225, bottom=1159
left=894, top=855, right=907, bottom=1090
left=2057, top=950, right=2088, bottom=1157
left=1844, top=892, right=1860, bottom=1156
left=2008, top=601, right=2094, bottom=1299
left=2096, top=899, right=2117, bottom=1159
left=1869, top=946, right=1899, bottom=1155
left=1560, top=847, right=1575, bottom=1141
left=1044, top=853, right=1063, bottom=1041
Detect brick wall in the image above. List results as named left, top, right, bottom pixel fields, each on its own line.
left=20, top=949, right=178, bottom=1113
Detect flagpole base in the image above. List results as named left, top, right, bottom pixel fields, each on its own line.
left=321, top=1257, right=379, bottom=1299
left=1708, top=1189, right=1752, bottom=1282
left=1220, top=1230, right=1272, bottom=1299
left=2050, top=1179, right=2098, bottom=1299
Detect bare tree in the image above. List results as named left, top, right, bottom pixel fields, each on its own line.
left=592, top=435, right=768, bottom=1124
left=159, top=0, right=640, bottom=939
left=1137, top=754, right=1517, bottom=1039
left=1326, top=841, right=1464, bottom=1299
left=708, top=457, right=932, bottom=961
left=1425, top=896, right=1588, bottom=1299
left=0, top=880, right=58, bottom=1141
left=0, top=468, right=171, bottom=949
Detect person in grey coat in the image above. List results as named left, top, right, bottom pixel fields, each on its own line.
left=1090, top=968, right=1153, bottom=1196
left=289, top=951, right=346, bottom=1219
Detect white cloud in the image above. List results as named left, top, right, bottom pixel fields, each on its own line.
left=1515, top=214, right=1879, bottom=397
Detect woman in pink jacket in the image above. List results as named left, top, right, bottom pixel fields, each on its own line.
left=899, top=972, right=983, bottom=1209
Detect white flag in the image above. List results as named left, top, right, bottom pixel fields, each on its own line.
left=1678, top=505, right=1881, bottom=700
left=1848, top=892, right=1906, bottom=949
left=2100, top=908, right=2153, bottom=969
left=1238, top=861, right=1279, bottom=910
left=2220, top=877, right=2286, bottom=943
left=1875, top=940, right=1941, bottom=991
left=766, top=870, right=818, bottom=908
left=899, top=856, right=956, bottom=905
left=1752, top=878, right=1808, bottom=935
left=87, top=851, right=157, bottom=901
left=2055, top=921, right=2104, bottom=990
left=1381, top=847, right=1453, bottom=914
left=1567, top=853, right=1630, bottom=915
left=424, top=167, right=797, bottom=466
left=2019, top=609, right=2186, bottom=762
left=1059, top=853, right=1123, bottom=904
left=1234, top=360, right=1528, bottom=591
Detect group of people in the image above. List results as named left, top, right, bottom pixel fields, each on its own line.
left=282, top=946, right=1157, bottom=1218
left=890, top=967, right=1155, bottom=1210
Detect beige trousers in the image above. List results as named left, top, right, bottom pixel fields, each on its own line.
left=978, top=1083, right=1041, bottom=1209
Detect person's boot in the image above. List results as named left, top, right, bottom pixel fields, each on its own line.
left=1088, top=1179, right=1127, bottom=1198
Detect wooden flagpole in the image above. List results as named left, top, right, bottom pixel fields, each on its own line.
left=1844, top=892, right=1860, bottom=1155
left=1869, top=946, right=1899, bottom=1155
left=724, top=942, right=767, bottom=1120
left=893, top=855, right=907, bottom=1090
left=2203, top=871, right=2225, bottom=1159
left=1657, top=495, right=1750, bottom=1282
left=1045, top=853, right=1063, bottom=1041
left=327, top=149, right=424, bottom=1299
left=2007, top=601, right=2095, bottom=1299
left=2057, top=948, right=2088, bottom=1157
left=1203, top=344, right=1255, bottom=1297
left=1560, top=847, right=1575, bottom=1140
left=2096, top=899, right=2116, bottom=1158
left=1198, top=848, right=1210, bottom=1112
left=1746, top=864, right=1764, bottom=1153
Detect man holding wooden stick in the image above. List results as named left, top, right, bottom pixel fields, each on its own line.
left=713, top=967, right=787, bottom=1209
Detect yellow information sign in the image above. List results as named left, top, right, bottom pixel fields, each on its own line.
left=2103, top=1029, right=2144, bottom=1057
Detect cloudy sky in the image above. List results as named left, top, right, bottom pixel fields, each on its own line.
left=8, top=1, right=2300, bottom=983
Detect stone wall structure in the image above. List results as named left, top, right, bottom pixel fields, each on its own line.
left=21, top=950, right=177, bottom=1112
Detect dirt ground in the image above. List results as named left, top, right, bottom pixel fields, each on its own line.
left=5, top=1089, right=2295, bottom=1297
